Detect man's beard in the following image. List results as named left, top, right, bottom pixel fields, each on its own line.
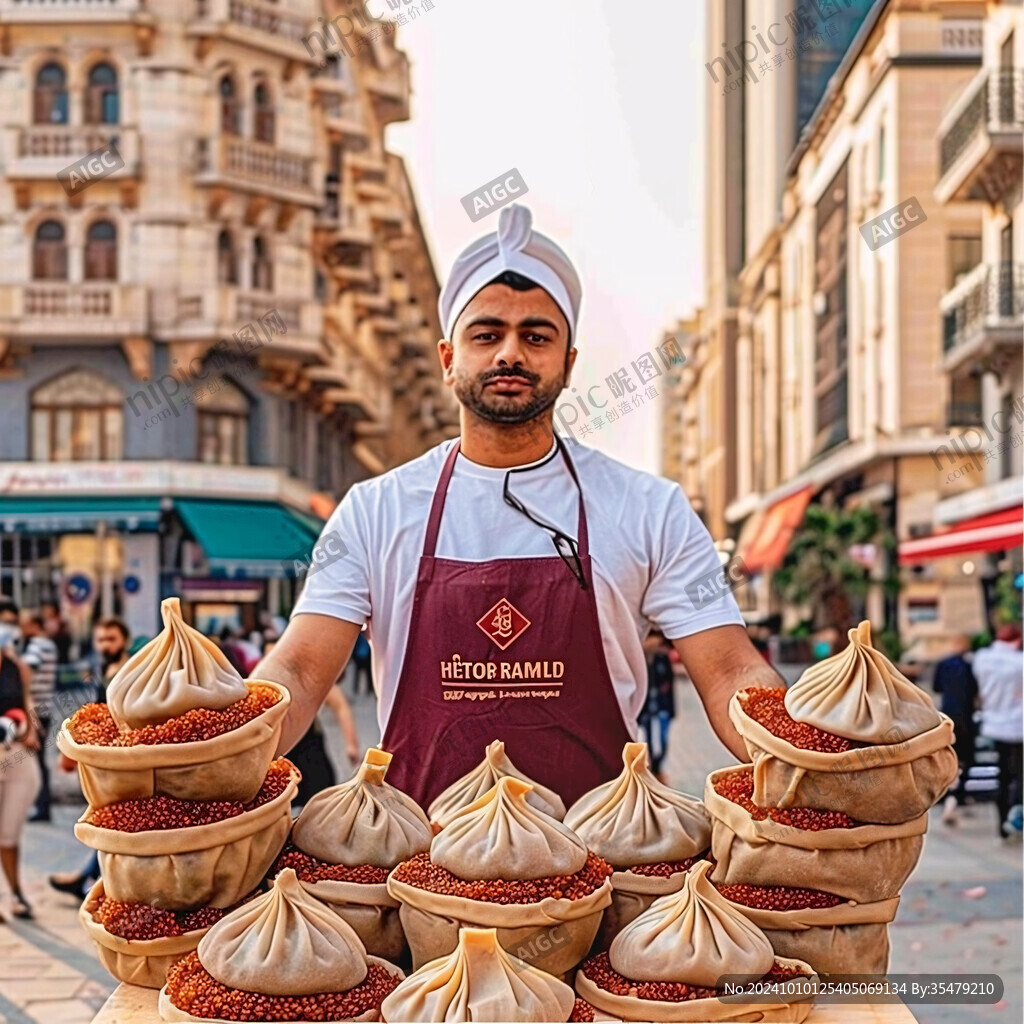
left=101, top=650, right=125, bottom=668
left=452, top=365, right=566, bottom=425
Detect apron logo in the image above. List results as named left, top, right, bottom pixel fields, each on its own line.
left=476, top=598, right=531, bottom=650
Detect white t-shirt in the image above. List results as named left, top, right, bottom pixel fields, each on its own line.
left=293, top=438, right=744, bottom=736
left=972, top=641, right=1023, bottom=742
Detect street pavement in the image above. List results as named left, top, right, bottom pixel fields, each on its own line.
left=1, top=669, right=1019, bottom=1023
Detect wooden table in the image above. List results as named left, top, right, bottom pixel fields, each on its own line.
left=93, top=982, right=923, bottom=1023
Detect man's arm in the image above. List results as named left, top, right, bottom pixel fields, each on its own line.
left=672, top=624, right=783, bottom=762
left=252, top=614, right=362, bottom=756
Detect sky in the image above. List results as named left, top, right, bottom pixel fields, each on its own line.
left=383, top=0, right=707, bottom=473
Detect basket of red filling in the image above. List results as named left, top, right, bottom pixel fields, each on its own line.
left=58, top=597, right=289, bottom=807
left=158, top=869, right=404, bottom=1023
left=76, top=758, right=299, bottom=910
left=575, top=862, right=817, bottom=1023
left=79, top=881, right=263, bottom=989
left=388, top=776, right=613, bottom=977
left=272, top=746, right=433, bottom=961
left=705, top=765, right=925, bottom=904
left=729, top=621, right=957, bottom=824
left=564, top=741, right=711, bottom=950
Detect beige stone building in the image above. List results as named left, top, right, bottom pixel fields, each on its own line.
left=683, top=0, right=1022, bottom=647
left=0, top=0, right=455, bottom=638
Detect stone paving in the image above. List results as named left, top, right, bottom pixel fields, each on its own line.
left=1, top=670, right=1020, bottom=1023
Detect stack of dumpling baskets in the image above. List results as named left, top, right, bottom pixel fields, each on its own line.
left=705, top=621, right=958, bottom=975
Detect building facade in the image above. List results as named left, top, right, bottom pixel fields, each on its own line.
left=686, top=0, right=1022, bottom=650
left=0, top=0, right=455, bottom=642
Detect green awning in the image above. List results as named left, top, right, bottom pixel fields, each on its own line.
left=0, top=496, right=164, bottom=533
left=175, top=499, right=324, bottom=579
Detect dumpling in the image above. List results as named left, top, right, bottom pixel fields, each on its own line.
left=291, top=747, right=432, bottom=867
left=106, top=597, right=248, bottom=730
left=429, top=740, right=566, bottom=828
left=430, top=777, right=587, bottom=881
left=381, top=927, right=576, bottom=1022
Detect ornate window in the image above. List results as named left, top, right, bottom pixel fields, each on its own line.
left=220, top=75, right=241, bottom=136
left=33, top=220, right=67, bottom=280
left=31, top=369, right=124, bottom=462
left=34, top=63, right=68, bottom=124
left=86, top=63, right=119, bottom=125
left=196, top=379, right=249, bottom=466
left=84, top=221, right=117, bottom=281
left=254, top=82, right=275, bottom=143
left=217, top=229, right=237, bottom=285
left=251, top=236, right=272, bottom=291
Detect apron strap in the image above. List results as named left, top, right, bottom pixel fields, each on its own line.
left=422, top=436, right=590, bottom=559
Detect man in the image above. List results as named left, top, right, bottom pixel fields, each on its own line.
left=973, top=623, right=1023, bottom=839
left=932, top=633, right=978, bottom=826
left=90, top=616, right=130, bottom=703
left=49, top=616, right=131, bottom=898
left=257, top=204, right=780, bottom=807
left=20, top=613, right=58, bottom=822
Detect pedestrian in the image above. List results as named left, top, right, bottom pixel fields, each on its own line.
left=257, top=203, right=777, bottom=809
left=350, top=631, right=373, bottom=697
left=0, top=599, right=41, bottom=918
left=933, top=633, right=978, bottom=826
left=637, top=631, right=675, bottom=781
left=49, top=617, right=130, bottom=900
left=19, top=613, right=58, bottom=823
left=972, top=623, right=1023, bottom=839
left=40, top=601, right=72, bottom=666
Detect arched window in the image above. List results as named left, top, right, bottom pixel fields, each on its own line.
left=33, top=220, right=67, bottom=280
left=34, top=63, right=68, bottom=125
left=196, top=379, right=249, bottom=466
left=251, top=236, right=272, bottom=291
left=84, top=221, right=117, bottom=281
left=253, top=82, right=274, bottom=144
left=86, top=62, right=119, bottom=124
left=31, top=369, right=124, bottom=462
left=217, top=229, right=237, bottom=285
left=220, top=75, right=241, bottom=135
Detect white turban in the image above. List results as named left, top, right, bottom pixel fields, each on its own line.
left=439, top=204, right=582, bottom=340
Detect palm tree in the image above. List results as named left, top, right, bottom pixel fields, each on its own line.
left=773, top=505, right=897, bottom=637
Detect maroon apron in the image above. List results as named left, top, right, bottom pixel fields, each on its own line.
left=381, top=438, right=634, bottom=809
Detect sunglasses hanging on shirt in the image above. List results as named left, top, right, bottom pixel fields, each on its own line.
left=501, top=435, right=588, bottom=591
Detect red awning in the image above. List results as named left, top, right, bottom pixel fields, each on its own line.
left=898, top=506, right=1023, bottom=565
left=738, top=486, right=814, bottom=574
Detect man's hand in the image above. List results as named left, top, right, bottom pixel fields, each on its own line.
left=252, top=614, right=362, bottom=756
left=672, top=624, right=784, bottom=762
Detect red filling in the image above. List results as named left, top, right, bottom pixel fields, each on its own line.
left=581, top=952, right=810, bottom=1002
left=391, top=850, right=612, bottom=904
left=165, top=951, right=399, bottom=1021
left=273, top=844, right=390, bottom=885
left=624, top=853, right=706, bottom=877
left=570, top=996, right=596, bottom=1021
left=714, top=881, right=845, bottom=911
left=69, top=684, right=280, bottom=747
left=91, top=890, right=259, bottom=940
left=739, top=687, right=853, bottom=753
left=86, top=760, right=293, bottom=833
left=713, top=768, right=860, bottom=830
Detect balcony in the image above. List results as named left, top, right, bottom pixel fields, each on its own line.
left=320, top=92, right=369, bottom=149
left=195, top=136, right=319, bottom=207
left=189, top=0, right=319, bottom=66
left=362, top=56, right=410, bottom=125
left=0, top=0, right=148, bottom=21
left=0, top=282, right=148, bottom=339
left=936, top=68, right=1023, bottom=204
left=3, top=125, right=140, bottom=182
left=941, top=262, right=1024, bottom=370
left=162, top=286, right=323, bottom=361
